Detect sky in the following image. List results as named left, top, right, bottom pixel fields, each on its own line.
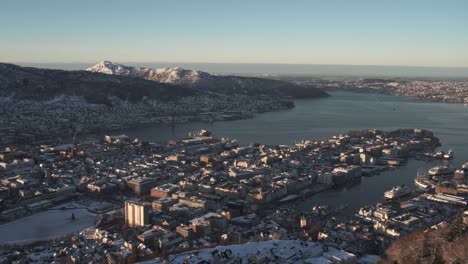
left=1, top=0, right=468, bottom=68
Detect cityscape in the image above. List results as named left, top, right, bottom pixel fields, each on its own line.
left=1, top=1, right=468, bottom=264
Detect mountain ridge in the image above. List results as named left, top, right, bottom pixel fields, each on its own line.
left=87, top=61, right=328, bottom=98
left=0, top=62, right=197, bottom=105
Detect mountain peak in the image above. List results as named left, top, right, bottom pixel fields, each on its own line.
left=87, top=61, right=131, bottom=75
left=84, top=61, right=328, bottom=98
left=86, top=62, right=211, bottom=84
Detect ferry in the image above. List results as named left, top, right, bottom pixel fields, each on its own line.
left=428, top=165, right=456, bottom=177
left=384, top=185, right=410, bottom=200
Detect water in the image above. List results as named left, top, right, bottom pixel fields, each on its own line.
left=121, top=91, right=468, bottom=214
left=0, top=209, right=95, bottom=245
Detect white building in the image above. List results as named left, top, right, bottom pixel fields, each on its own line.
left=125, top=201, right=150, bottom=227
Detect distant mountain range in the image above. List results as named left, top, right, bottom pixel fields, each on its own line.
left=87, top=61, right=328, bottom=98
left=0, top=62, right=327, bottom=105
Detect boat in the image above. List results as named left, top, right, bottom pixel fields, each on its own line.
left=379, top=157, right=405, bottom=166
left=433, top=151, right=445, bottom=159
left=387, top=160, right=401, bottom=166
left=423, top=149, right=454, bottom=160
left=384, top=185, right=410, bottom=199
left=414, top=168, right=431, bottom=189
left=428, top=165, right=456, bottom=177
left=443, top=149, right=454, bottom=159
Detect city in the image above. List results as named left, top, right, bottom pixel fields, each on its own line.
left=1, top=1, right=468, bottom=264
left=0, top=128, right=466, bottom=263
left=288, top=79, right=468, bottom=104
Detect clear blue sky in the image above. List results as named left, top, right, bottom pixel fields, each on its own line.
left=1, top=0, right=467, bottom=67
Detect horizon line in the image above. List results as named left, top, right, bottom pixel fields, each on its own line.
left=6, top=61, right=468, bottom=70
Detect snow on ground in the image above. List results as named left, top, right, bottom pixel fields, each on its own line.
left=0, top=209, right=96, bottom=245
left=53, top=200, right=116, bottom=213
left=140, top=240, right=324, bottom=264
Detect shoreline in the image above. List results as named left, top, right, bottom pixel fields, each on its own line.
left=323, top=87, right=468, bottom=104
left=0, top=208, right=96, bottom=246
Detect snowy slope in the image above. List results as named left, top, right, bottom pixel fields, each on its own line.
left=87, top=61, right=212, bottom=85
left=87, top=61, right=329, bottom=98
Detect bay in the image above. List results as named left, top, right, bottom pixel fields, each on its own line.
left=119, top=91, right=468, bottom=214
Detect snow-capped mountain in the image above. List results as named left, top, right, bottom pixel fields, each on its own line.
left=87, top=61, right=328, bottom=98
left=0, top=62, right=195, bottom=104
left=87, top=61, right=212, bottom=85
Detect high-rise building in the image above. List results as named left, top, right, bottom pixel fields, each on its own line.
left=125, top=201, right=150, bottom=227
left=300, top=216, right=307, bottom=228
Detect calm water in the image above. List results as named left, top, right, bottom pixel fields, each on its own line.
left=120, top=91, right=468, bottom=214
left=0, top=209, right=95, bottom=245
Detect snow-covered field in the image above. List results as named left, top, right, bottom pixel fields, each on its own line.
left=0, top=209, right=96, bottom=245
left=53, top=200, right=116, bottom=213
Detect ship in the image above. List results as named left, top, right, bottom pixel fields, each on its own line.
left=414, top=168, right=431, bottom=189
left=428, top=165, right=456, bottom=177
left=422, top=149, right=454, bottom=160
left=384, top=185, right=410, bottom=199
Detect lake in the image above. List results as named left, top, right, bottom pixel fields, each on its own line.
left=120, top=91, right=468, bottom=214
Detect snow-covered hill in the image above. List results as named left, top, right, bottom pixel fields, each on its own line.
left=0, top=62, right=195, bottom=104
left=87, top=61, right=212, bottom=85
left=86, top=61, right=329, bottom=98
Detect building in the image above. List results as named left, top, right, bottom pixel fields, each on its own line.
left=435, top=185, right=458, bottom=195
left=323, top=250, right=357, bottom=264
left=300, top=216, right=307, bottom=228
left=151, top=183, right=179, bottom=199
left=158, top=232, right=184, bottom=250
left=373, top=208, right=392, bottom=220
left=152, top=197, right=178, bottom=211
left=127, top=177, right=158, bottom=195
left=125, top=201, right=150, bottom=227
left=179, top=197, right=206, bottom=209
left=190, top=219, right=211, bottom=237
left=137, top=228, right=166, bottom=245
left=176, top=225, right=194, bottom=239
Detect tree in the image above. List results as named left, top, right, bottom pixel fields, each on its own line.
left=432, top=246, right=445, bottom=264
left=446, top=213, right=465, bottom=242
